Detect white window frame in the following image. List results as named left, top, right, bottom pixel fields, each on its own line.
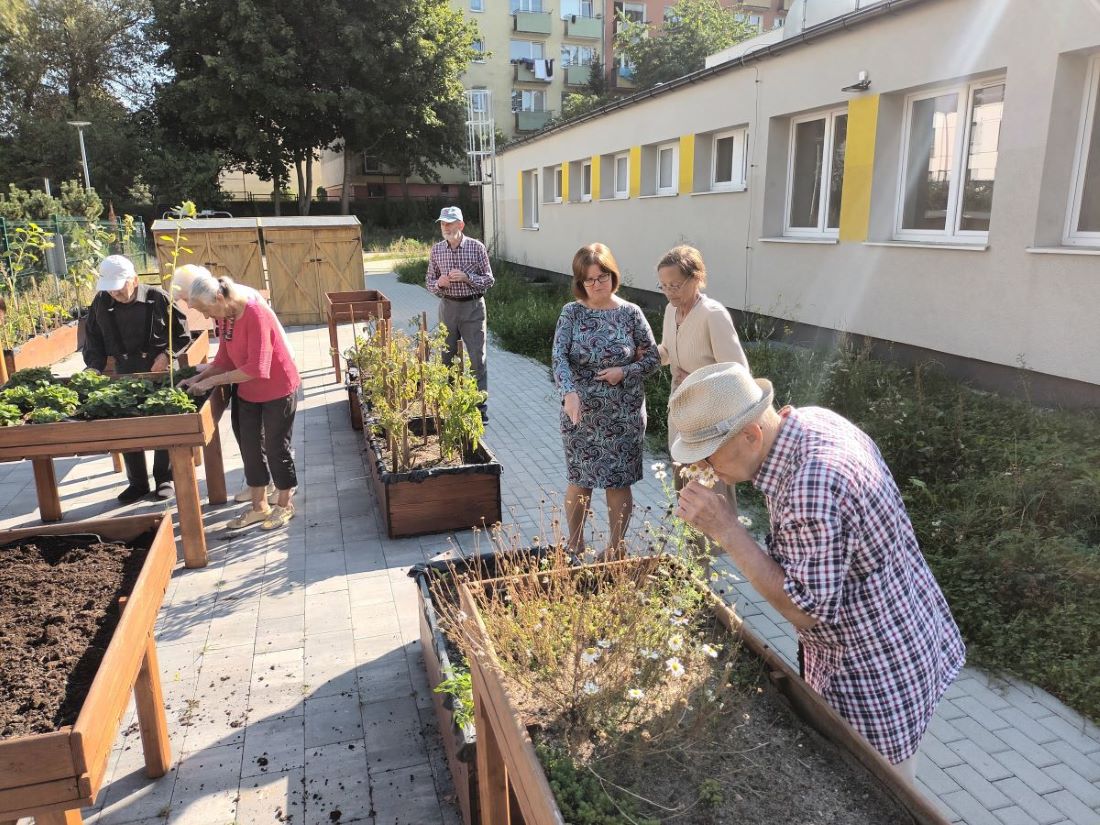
left=561, top=0, right=593, bottom=18
left=510, top=40, right=545, bottom=61
left=561, top=45, right=595, bottom=66
left=470, top=88, right=489, bottom=113
left=512, top=0, right=543, bottom=12
left=613, top=152, right=629, bottom=198
left=472, top=39, right=486, bottom=62
left=471, top=0, right=484, bottom=10
left=747, top=13, right=763, bottom=30
left=623, top=1, right=646, bottom=23
left=524, top=170, right=540, bottom=228
left=894, top=76, right=1006, bottom=243
left=784, top=107, right=847, bottom=237
left=520, top=89, right=546, bottom=112
left=1066, top=56, right=1100, bottom=247
left=656, top=142, right=678, bottom=196
left=582, top=160, right=592, bottom=202
left=710, top=127, right=748, bottom=192
left=552, top=165, right=563, bottom=203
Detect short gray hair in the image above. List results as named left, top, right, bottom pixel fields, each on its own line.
left=189, top=273, right=244, bottom=307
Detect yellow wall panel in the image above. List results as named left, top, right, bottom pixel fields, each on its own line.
left=591, top=155, right=601, bottom=201
left=518, top=171, right=524, bottom=227
left=561, top=161, right=570, bottom=202
left=679, top=135, right=695, bottom=194
left=838, top=95, right=880, bottom=242
left=629, top=146, right=642, bottom=198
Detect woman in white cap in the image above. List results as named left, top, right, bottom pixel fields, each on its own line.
left=83, top=254, right=189, bottom=503
left=553, top=243, right=660, bottom=558
left=669, top=361, right=965, bottom=783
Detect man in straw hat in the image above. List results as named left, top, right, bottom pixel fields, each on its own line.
left=669, top=362, right=964, bottom=782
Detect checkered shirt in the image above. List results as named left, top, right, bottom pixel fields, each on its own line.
left=753, top=407, right=965, bottom=764
left=427, top=235, right=494, bottom=298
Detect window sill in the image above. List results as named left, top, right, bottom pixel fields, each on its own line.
left=639, top=193, right=679, bottom=199
left=865, top=241, right=988, bottom=252
left=759, top=236, right=838, bottom=245
left=521, top=226, right=540, bottom=231
left=1026, top=245, right=1100, bottom=256
left=691, top=187, right=747, bottom=196
left=599, top=196, right=629, bottom=202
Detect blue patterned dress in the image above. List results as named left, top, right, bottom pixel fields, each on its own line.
left=552, top=300, right=660, bottom=489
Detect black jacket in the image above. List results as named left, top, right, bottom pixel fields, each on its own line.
left=82, top=283, right=190, bottom=374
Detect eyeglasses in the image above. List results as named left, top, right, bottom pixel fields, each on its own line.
left=657, top=280, right=689, bottom=293
left=582, top=272, right=612, bottom=287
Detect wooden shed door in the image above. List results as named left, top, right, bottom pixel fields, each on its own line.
left=314, top=226, right=364, bottom=294
left=265, top=229, right=321, bottom=325
left=154, top=228, right=264, bottom=291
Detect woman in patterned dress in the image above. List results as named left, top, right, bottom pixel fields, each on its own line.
left=553, top=243, right=660, bottom=557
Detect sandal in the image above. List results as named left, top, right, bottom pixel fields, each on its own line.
left=228, top=507, right=272, bottom=531
left=262, top=504, right=296, bottom=530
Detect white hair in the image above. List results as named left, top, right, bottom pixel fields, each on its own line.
left=188, top=273, right=245, bottom=307
left=172, top=264, right=213, bottom=299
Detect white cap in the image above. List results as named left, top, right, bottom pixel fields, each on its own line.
left=96, top=255, right=137, bottom=292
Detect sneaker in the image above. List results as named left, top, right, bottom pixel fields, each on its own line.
left=262, top=504, right=295, bottom=530
left=154, top=481, right=174, bottom=500
left=268, top=486, right=298, bottom=505
left=234, top=483, right=275, bottom=504
left=227, top=507, right=272, bottom=531
left=117, top=483, right=151, bottom=504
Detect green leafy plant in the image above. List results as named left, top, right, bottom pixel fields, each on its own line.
left=80, top=378, right=156, bottom=419
left=433, top=663, right=474, bottom=730
left=67, top=370, right=111, bottom=400
left=30, top=384, right=78, bottom=415
left=139, top=387, right=197, bottom=416
left=0, top=385, right=38, bottom=413
left=158, top=200, right=198, bottom=388
left=0, top=402, right=22, bottom=426
left=27, top=407, right=65, bottom=424
left=5, top=367, right=54, bottom=387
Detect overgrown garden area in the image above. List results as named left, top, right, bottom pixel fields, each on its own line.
left=397, top=255, right=1100, bottom=722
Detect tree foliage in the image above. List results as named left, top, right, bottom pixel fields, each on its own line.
left=614, top=0, right=754, bottom=90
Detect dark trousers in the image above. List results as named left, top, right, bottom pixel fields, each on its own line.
left=237, top=393, right=298, bottom=490
left=123, top=449, right=171, bottom=488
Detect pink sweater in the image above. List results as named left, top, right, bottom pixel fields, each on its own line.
left=212, top=298, right=300, bottom=402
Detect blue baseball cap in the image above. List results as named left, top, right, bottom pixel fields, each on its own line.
left=436, top=206, right=464, bottom=223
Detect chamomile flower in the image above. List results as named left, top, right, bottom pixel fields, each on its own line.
left=596, top=639, right=612, bottom=649
left=668, top=634, right=684, bottom=652
left=580, top=647, right=601, bottom=666
left=665, top=657, right=685, bottom=678
left=701, top=643, right=720, bottom=659
left=654, top=470, right=668, bottom=481
left=626, top=688, right=645, bottom=701
left=679, top=463, right=719, bottom=489
left=651, top=462, right=667, bottom=472
left=737, top=515, right=753, bottom=528
left=583, top=680, right=600, bottom=695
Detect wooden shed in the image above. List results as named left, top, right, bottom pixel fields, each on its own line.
left=151, top=218, right=265, bottom=292
left=262, top=216, right=364, bottom=325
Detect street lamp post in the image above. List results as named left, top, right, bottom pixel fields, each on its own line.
left=67, top=120, right=92, bottom=190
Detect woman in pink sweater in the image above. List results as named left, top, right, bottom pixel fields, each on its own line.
left=181, top=275, right=301, bottom=530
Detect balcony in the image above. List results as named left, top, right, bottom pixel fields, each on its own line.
left=564, top=15, right=602, bottom=38
left=513, top=62, right=551, bottom=83
left=513, top=10, right=552, bottom=34
left=614, top=66, right=636, bottom=90
left=515, top=110, right=553, bottom=132
left=565, top=65, right=592, bottom=86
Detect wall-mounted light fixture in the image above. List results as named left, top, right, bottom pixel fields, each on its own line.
left=841, top=70, right=871, bottom=93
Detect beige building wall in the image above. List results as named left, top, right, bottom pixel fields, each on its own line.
left=486, top=0, right=1100, bottom=393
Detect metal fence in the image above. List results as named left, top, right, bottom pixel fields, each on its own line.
left=0, top=216, right=155, bottom=281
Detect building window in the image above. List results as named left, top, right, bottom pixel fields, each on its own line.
left=511, top=0, right=543, bottom=12
left=562, top=0, right=593, bottom=17
left=582, top=160, right=592, bottom=201
left=363, top=155, right=383, bottom=174
left=561, top=45, right=595, bottom=66
left=471, top=0, right=483, bottom=10
left=552, top=165, right=563, bottom=202
left=773, top=16, right=784, bottom=28
left=622, top=2, right=645, bottom=23
left=896, top=78, right=1004, bottom=241
left=656, top=142, right=678, bottom=195
left=523, top=170, right=540, bottom=228
left=517, top=89, right=546, bottom=111
left=510, top=40, right=545, bottom=61
left=711, top=128, right=748, bottom=191
left=472, top=40, right=485, bottom=62
left=785, top=108, right=847, bottom=236
left=470, top=88, right=489, bottom=113
left=1067, top=57, right=1100, bottom=246
left=614, top=152, right=629, bottom=198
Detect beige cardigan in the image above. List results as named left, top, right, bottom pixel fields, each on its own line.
left=657, top=294, right=749, bottom=449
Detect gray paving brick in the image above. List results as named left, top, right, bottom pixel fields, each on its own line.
left=954, top=695, right=1014, bottom=731
left=924, top=732, right=966, bottom=769
left=1041, top=714, right=1100, bottom=757
left=1042, top=764, right=1100, bottom=808
left=1044, top=790, right=1100, bottom=825
left=994, top=805, right=1052, bottom=825
left=235, top=768, right=306, bottom=824
left=940, top=789, right=1008, bottom=825
left=993, top=726, right=1061, bottom=768
left=995, top=706, right=1064, bottom=745
left=944, top=763, right=1012, bottom=810
left=918, top=760, right=964, bottom=796
left=930, top=713, right=967, bottom=743
left=1043, top=740, right=1100, bottom=783
left=995, top=777, right=1065, bottom=824
left=370, top=762, right=446, bottom=825
left=992, top=748, right=1064, bottom=795
left=951, top=715, right=1012, bottom=754
left=948, top=740, right=1012, bottom=782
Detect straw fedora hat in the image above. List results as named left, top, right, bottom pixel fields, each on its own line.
left=668, top=362, right=774, bottom=464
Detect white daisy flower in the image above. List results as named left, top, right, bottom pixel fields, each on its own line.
left=737, top=515, right=753, bottom=527
left=596, top=639, right=611, bottom=649
left=651, top=462, right=667, bottom=472
left=665, top=657, right=685, bottom=678
left=580, top=647, right=601, bottom=666
left=626, top=688, right=645, bottom=701
left=701, top=643, right=719, bottom=659
left=668, top=634, right=684, bottom=652
left=583, top=680, right=600, bottom=695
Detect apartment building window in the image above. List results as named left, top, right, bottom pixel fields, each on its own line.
left=785, top=108, right=847, bottom=236
left=512, top=0, right=543, bottom=12
left=582, top=160, right=592, bottom=201
left=614, top=152, right=629, bottom=198
left=510, top=40, right=545, bottom=61
left=471, top=0, right=484, bottom=10
left=470, top=88, right=489, bottom=113
left=656, top=142, right=678, bottom=196
left=772, top=16, right=784, bottom=28
left=896, top=77, right=1005, bottom=241
left=472, top=39, right=486, bottom=62
left=561, top=45, right=595, bottom=66
left=553, top=165, right=564, bottom=202
left=562, top=0, right=593, bottom=17
left=712, top=128, right=748, bottom=191
left=1067, top=57, right=1100, bottom=246
left=523, top=170, right=540, bottom=228
left=518, top=89, right=546, bottom=111
left=622, top=2, right=645, bottom=23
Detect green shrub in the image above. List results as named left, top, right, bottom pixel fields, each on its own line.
left=30, top=384, right=79, bottom=415
left=395, top=257, right=428, bottom=285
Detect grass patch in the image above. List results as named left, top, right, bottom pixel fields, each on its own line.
left=363, top=223, right=483, bottom=255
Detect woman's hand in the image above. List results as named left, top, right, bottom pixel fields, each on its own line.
left=185, top=379, right=211, bottom=396
left=595, top=366, right=625, bottom=386
left=674, top=367, right=690, bottom=385
left=563, top=391, right=582, bottom=425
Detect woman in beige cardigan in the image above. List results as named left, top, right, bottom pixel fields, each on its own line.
left=656, top=246, right=749, bottom=490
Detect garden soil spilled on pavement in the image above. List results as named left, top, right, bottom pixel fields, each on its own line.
left=0, top=534, right=149, bottom=737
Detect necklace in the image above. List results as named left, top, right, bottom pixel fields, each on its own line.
left=675, top=295, right=701, bottom=328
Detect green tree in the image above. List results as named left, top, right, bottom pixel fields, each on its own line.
left=614, top=0, right=753, bottom=90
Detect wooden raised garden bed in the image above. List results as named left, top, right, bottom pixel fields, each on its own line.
left=457, top=557, right=951, bottom=825
left=346, top=374, right=364, bottom=431
left=3, top=320, right=80, bottom=377
left=0, top=383, right=229, bottom=568
left=0, top=513, right=175, bottom=825
left=326, top=289, right=391, bottom=383
left=364, top=414, right=502, bottom=539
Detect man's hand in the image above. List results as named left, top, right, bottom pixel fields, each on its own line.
left=676, top=480, right=738, bottom=542
left=448, top=269, right=469, bottom=284
left=595, top=366, right=625, bottom=386
left=563, top=391, right=582, bottom=425
left=150, top=353, right=170, bottom=373
left=437, top=273, right=452, bottom=289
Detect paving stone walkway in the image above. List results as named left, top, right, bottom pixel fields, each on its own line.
left=2, top=262, right=1097, bottom=825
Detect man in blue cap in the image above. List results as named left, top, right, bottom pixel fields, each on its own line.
left=426, top=206, right=494, bottom=422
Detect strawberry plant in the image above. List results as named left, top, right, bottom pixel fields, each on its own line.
left=5, top=367, right=53, bottom=388
left=139, top=387, right=196, bottom=416
left=0, top=385, right=36, bottom=413
left=68, top=370, right=110, bottom=400
left=30, top=384, right=78, bottom=415
left=80, top=378, right=155, bottom=420
left=27, top=407, right=65, bottom=424
left=0, top=402, right=22, bottom=426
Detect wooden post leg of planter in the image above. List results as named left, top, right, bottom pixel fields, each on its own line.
left=192, top=446, right=203, bottom=467
left=134, top=635, right=171, bottom=778
left=33, top=809, right=83, bottom=824
left=170, top=447, right=207, bottom=568
left=203, top=429, right=227, bottom=505
left=329, top=316, right=342, bottom=383
left=475, top=691, right=511, bottom=824
left=32, top=458, right=62, bottom=523
left=111, top=451, right=124, bottom=473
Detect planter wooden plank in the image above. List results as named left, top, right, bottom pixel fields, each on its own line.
left=0, top=733, right=76, bottom=788
left=3, top=322, right=80, bottom=376
left=326, top=289, right=390, bottom=383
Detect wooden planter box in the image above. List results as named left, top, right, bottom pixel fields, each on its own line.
left=0, top=513, right=175, bottom=825
left=0, top=385, right=229, bottom=568
left=363, top=415, right=502, bottom=539
left=346, top=381, right=363, bottom=431
left=458, top=558, right=952, bottom=825
left=326, top=289, right=391, bottom=383
left=3, top=321, right=80, bottom=375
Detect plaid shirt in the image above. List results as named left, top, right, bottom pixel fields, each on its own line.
left=427, top=235, right=494, bottom=298
left=753, top=407, right=965, bottom=764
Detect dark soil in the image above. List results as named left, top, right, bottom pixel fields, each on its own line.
left=0, top=532, right=151, bottom=738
